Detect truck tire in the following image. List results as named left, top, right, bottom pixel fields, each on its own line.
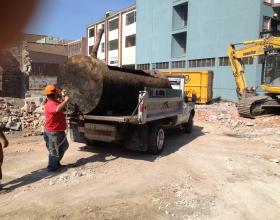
left=148, top=124, right=165, bottom=155
left=182, top=113, right=194, bottom=134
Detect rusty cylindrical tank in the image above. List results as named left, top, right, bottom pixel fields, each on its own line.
left=58, top=55, right=171, bottom=115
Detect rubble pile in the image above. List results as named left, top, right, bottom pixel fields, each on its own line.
left=195, top=102, right=280, bottom=129
left=21, top=112, right=45, bottom=136
left=0, top=97, right=45, bottom=136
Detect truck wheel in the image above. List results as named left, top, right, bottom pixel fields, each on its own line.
left=148, top=125, right=165, bottom=155
left=182, top=113, right=194, bottom=134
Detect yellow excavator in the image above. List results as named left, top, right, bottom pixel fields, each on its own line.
left=228, top=37, right=280, bottom=118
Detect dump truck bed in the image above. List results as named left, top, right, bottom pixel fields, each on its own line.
left=80, top=87, right=184, bottom=125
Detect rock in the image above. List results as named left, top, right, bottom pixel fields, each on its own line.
left=270, top=159, right=280, bottom=163
left=72, top=171, right=83, bottom=177
left=1, top=116, right=9, bottom=123
left=217, top=114, right=224, bottom=120
left=209, top=115, right=218, bottom=121
left=165, top=210, right=169, bottom=215
left=231, top=121, right=240, bottom=127
left=245, top=122, right=254, bottom=126
left=49, top=181, right=55, bottom=186
left=5, top=117, right=22, bottom=131
left=225, top=157, right=233, bottom=162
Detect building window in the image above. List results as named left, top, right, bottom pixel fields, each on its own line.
left=153, top=62, right=169, bottom=70
left=258, top=55, right=265, bottom=64
left=189, top=58, right=215, bottom=68
left=264, top=0, right=273, bottom=4
left=68, top=42, right=82, bottom=56
left=137, top=64, right=150, bottom=70
left=219, top=57, right=230, bottom=66
left=172, top=32, right=187, bottom=57
left=89, top=28, right=95, bottom=38
left=101, top=43, right=105, bottom=53
left=241, top=57, right=254, bottom=65
left=101, top=23, right=105, bottom=30
left=89, top=45, right=94, bottom=54
left=126, top=11, right=136, bottom=25
left=109, top=18, right=119, bottom=31
left=110, top=60, right=118, bottom=65
left=263, top=16, right=271, bottom=32
left=173, top=2, right=188, bottom=30
left=172, top=61, right=186, bottom=69
left=125, top=34, right=136, bottom=47
left=31, top=63, right=59, bottom=76
left=109, top=39, right=118, bottom=51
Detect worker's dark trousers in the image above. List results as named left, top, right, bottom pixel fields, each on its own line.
left=0, top=145, right=3, bottom=180
left=44, top=131, right=69, bottom=171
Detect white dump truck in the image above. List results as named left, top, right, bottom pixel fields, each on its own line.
left=69, top=75, right=195, bottom=154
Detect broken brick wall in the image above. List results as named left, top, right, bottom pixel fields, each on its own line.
left=0, top=46, right=25, bottom=98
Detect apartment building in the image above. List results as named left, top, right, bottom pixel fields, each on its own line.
left=136, top=0, right=280, bottom=101
left=87, top=5, right=136, bottom=69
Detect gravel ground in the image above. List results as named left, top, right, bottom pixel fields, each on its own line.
left=0, top=103, right=279, bottom=220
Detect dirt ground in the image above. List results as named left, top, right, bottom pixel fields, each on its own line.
left=0, top=117, right=280, bottom=220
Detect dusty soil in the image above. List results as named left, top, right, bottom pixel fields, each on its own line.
left=0, top=118, right=280, bottom=220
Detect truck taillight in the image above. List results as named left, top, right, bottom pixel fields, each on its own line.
left=139, top=104, right=145, bottom=112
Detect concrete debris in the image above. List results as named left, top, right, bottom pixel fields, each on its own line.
left=270, top=159, right=280, bottom=164
left=231, top=121, right=240, bottom=128
left=72, top=171, right=83, bottom=177
left=49, top=181, right=55, bottom=186
left=196, top=102, right=280, bottom=130
left=6, top=117, right=21, bottom=131
left=0, top=97, right=45, bottom=136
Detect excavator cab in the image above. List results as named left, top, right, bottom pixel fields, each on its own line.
left=262, top=52, right=280, bottom=88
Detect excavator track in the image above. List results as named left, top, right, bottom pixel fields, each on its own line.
left=237, top=95, right=268, bottom=118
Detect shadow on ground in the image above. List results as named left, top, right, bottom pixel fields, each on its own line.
left=2, top=168, right=60, bottom=192
left=2, top=125, right=204, bottom=192
left=78, top=125, right=205, bottom=162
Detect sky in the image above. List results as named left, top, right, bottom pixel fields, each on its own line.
left=25, top=0, right=135, bottom=40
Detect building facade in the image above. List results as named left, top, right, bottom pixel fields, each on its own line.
left=0, top=34, right=69, bottom=98
left=136, top=0, right=280, bottom=101
left=87, top=5, right=136, bottom=69
left=27, top=42, right=68, bottom=93
left=68, top=37, right=88, bottom=57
